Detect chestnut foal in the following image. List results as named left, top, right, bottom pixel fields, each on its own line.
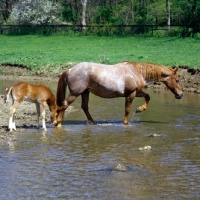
left=4, top=82, right=59, bottom=132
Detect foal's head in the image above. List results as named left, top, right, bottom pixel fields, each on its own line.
left=55, top=108, right=65, bottom=127
left=162, top=67, right=183, bottom=99
left=50, top=107, right=59, bottom=125
left=47, top=93, right=61, bottom=126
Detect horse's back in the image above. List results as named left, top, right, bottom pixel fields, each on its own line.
left=68, top=62, right=137, bottom=98
left=11, top=82, right=53, bottom=101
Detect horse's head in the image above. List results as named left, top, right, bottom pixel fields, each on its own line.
left=50, top=106, right=59, bottom=126
left=161, top=67, right=183, bottom=99
left=53, top=106, right=66, bottom=127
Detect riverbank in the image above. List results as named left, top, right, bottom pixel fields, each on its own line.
left=1, top=63, right=200, bottom=92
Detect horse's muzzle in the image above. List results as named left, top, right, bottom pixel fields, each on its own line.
left=175, top=93, right=183, bottom=99
left=52, top=120, right=58, bottom=126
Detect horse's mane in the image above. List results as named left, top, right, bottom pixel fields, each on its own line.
left=122, top=61, right=173, bottom=81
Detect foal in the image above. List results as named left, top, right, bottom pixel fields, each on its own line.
left=4, top=82, right=59, bottom=132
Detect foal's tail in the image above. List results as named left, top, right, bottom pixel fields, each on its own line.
left=4, top=87, right=13, bottom=104
left=56, top=70, right=69, bottom=107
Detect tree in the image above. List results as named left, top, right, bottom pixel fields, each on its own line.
left=81, top=0, right=87, bottom=30
left=0, top=0, right=17, bottom=22
left=166, top=0, right=170, bottom=32
left=187, top=0, right=200, bottom=36
left=10, top=0, right=62, bottom=25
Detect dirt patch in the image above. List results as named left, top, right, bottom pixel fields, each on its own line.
left=147, top=67, right=200, bottom=93
left=0, top=63, right=67, bottom=81
left=0, top=64, right=199, bottom=142
left=0, top=100, right=51, bottom=140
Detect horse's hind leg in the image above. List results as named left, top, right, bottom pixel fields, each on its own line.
left=9, top=101, right=20, bottom=132
left=40, top=101, right=47, bottom=131
left=135, top=90, right=150, bottom=113
left=124, top=91, right=136, bottom=125
left=35, top=103, right=41, bottom=130
left=81, top=90, right=95, bottom=124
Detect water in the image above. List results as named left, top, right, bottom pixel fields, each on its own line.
left=0, top=79, right=200, bottom=199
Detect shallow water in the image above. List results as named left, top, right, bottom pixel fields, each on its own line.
left=0, top=79, right=200, bottom=199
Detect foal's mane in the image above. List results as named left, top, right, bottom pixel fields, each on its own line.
left=122, top=61, right=173, bottom=81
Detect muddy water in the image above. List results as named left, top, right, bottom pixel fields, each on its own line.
left=0, top=79, right=200, bottom=199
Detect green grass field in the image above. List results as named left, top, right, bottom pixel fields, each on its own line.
left=0, top=35, right=199, bottom=69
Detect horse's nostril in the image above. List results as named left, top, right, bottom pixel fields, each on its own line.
left=175, top=93, right=183, bottom=99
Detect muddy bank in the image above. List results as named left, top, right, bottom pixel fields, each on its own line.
left=147, top=66, right=200, bottom=93
left=0, top=100, right=50, bottom=141
left=0, top=63, right=200, bottom=142
left=1, top=63, right=200, bottom=92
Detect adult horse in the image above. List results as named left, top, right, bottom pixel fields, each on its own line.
left=56, top=61, right=183, bottom=126
left=4, top=82, right=59, bottom=132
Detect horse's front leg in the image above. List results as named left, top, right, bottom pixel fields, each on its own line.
left=81, top=90, right=95, bottom=124
left=135, top=90, right=150, bottom=113
left=40, top=102, right=47, bottom=131
left=56, top=94, right=78, bottom=127
left=124, top=91, right=136, bottom=125
left=9, top=101, right=20, bottom=132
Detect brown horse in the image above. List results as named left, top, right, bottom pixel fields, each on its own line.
left=4, top=82, right=59, bottom=132
left=56, top=61, right=183, bottom=126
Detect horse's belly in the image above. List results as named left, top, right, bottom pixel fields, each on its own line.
left=24, top=96, right=37, bottom=103
left=89, top=88, right=125, bottom=98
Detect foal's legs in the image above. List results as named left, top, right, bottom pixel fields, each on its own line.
left=135, top=90, right=150, bottom=113
left=35, top=103, right=41, bottom=129
left=81, top=90, right=95, bottom=124
left=40, top=101, right=47, bottom=131
left=124, top=91, right=136, bottom=125
left=9, top=101, right=21, bottom=132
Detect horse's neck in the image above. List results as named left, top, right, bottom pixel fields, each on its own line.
left=48, top=96, right=57, bottom=111
left=139, top=65, right=164, bottom=83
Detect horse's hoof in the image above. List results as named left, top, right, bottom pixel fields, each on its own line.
left=136, top=107, right=142, bottom=113
left=56, top=123, right=62, bottom=127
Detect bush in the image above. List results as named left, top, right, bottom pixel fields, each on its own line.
left=10, top=0, right=62, bottom=25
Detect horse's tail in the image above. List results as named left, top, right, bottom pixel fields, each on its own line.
left=4, top=87, right=13, bottom=104
left=56, top=70, right=69, bottom=107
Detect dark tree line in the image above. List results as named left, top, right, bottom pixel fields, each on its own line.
left=0, top=0, right=200, bottom=35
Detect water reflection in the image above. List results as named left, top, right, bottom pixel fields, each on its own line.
left=0, top=79, right=200, bottom=199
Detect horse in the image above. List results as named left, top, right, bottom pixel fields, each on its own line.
left=56, top=61, right=183, bottom=127
left=4, top=82, right=59, bottom=132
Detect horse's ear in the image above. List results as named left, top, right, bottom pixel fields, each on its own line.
left=173, top=67, right=178, bottom=74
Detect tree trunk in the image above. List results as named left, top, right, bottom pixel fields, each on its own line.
left=130, top=0, right=134, bottom=23
left=166, top=0, right=170, bottom=33
left=1, top=0, right=12, bottom=21
left=81, top=0, right=87, bottom=31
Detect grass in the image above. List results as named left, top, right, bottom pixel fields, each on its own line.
left=0, top=35, right=200, bottom=70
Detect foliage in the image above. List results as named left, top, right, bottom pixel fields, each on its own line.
left=0, top=0, right=200, bottom=36
left=94, top=7, right=115, bottom=24
left=9, top=0, right=62, bottom=25
left=61, top=5, right=77, bottom=24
